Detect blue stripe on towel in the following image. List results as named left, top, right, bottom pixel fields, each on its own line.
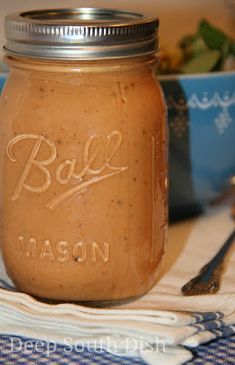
left=192, top=312, right=224, bottom=323
left=192, top=319, right=226, bottom=332
left=211, top=325, right=235, bottom=338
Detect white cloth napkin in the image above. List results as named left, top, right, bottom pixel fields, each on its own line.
left=0, top=206, right=234, bottom=365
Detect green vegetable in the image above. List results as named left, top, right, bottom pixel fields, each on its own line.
left=199, top=19, right=227, bottom=50
left=180, top=50, right=220, bottom=74
left=159, top=19, right=235, bottom=74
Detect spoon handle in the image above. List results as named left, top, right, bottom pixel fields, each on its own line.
left=181, top=228, right=235, bottom=296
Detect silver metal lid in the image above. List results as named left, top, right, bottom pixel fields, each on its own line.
left=4, top=8, right=159, bottom=60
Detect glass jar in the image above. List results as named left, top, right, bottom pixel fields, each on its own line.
left=0, top=8, right=168, bottom=304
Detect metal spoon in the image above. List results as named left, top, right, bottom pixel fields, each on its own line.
left=181, top=228, right=235, bottom=296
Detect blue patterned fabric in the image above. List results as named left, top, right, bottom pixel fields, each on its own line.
left=0, top=334, right=234, bottom=364
left=188, top=335, right=235, bottom=365
left=0, top=335, right=144, bottom=365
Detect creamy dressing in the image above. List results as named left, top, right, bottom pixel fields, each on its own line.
left=0, top=56, right=167, bottom=303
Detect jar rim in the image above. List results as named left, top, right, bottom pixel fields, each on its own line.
left=4, top=7, right=159, bottom=60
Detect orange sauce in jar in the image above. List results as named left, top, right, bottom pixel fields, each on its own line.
left=0, top=8, right=167, bottom=304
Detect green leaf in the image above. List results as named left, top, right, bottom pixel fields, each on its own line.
left=180, top=49, right=221, bottom=74
left=199, top=19, right=227, bottom=50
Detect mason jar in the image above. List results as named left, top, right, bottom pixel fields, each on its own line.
left=0, top=8, right=168, bottom=304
